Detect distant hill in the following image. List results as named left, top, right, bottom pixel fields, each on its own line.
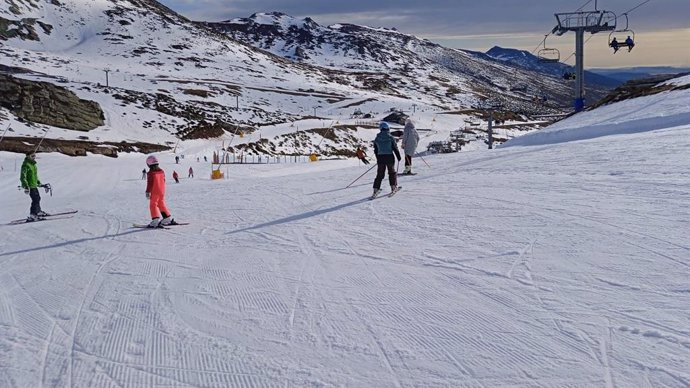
left=588, top=67, right=690, bottom=83
left=485, top=46, right=622, bottom=89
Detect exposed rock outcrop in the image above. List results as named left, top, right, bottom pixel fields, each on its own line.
left=0, top=136, right=170, bottom=158
left=0, top=74, right=104, bottom=131
left=0, top=15, right=53, bottom=41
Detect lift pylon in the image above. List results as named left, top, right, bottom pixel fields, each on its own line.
left=552, top=10, right=616, bottom=112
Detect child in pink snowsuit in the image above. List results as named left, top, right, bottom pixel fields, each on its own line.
left=145, top=155, right=176, bottom=227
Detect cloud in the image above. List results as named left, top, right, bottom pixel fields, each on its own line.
left=160, top=0, right=690, bottom=30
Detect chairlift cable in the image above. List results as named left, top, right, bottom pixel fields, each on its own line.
left=575, top=0, right=593, bottom=12
left=621, top=0, right=651, bottom=16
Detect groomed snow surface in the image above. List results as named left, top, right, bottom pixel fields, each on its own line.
left=1, top=91, right=689, bottom=387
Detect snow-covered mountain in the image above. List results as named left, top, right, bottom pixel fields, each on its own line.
left=207, top=12, right=600, bottom=110
left=0, top=3, right=614, bottom=159
left=0, top=1, right=397, bottom=152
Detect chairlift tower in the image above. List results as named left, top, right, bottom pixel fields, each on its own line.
left=552, top=9, right=616, bottom=112
left=479, top=99, right=503, bottom=150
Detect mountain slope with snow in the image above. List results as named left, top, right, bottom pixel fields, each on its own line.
left=1, top=2, right=576, bottom=159
left=0, top=75, right=688, bottom=387
left=1, top=1, right=569, bottom=158
left=0, top=1, right=413, bottom=148
left=503, top=74, right=690, bottom=147
left=207, top=12, right=585, bottom=110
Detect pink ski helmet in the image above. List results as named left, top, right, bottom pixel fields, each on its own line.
left=146, top=155, right=159, bottom=166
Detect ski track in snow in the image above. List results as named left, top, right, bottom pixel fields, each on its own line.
left=1, top=120, right=690, bottom=386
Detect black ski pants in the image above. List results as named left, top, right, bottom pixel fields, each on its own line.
left=29, top=187, right=42, bottom=216
left=373, top=155, right=397, bottom=190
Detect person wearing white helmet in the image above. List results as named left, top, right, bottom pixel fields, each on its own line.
left=144, top=155, right=177, bottom=227
left=371, top=122, right=401, bottom=198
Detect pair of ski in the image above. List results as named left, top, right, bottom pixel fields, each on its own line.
left=7, top=210, right=78, bottom=225
left=370, top=186, right=401, bottom=200
left=131, top=222, right=189, bottom=230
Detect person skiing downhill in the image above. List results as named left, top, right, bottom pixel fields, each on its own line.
left=19, top=152, right=48, bottom=221
left=356, top=146, right=370, bottom=165
left=172, top=170, right=179, bottom=183
left=372, top=122, right=401, bottom=198
left=145, top=155, right=177, bottom=227
left=401, top=118, right=420, bottom=175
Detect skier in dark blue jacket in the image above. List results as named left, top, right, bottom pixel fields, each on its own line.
left=372, top=122, right=401, bottom=198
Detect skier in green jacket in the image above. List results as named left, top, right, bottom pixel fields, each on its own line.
left=20, top=153, right=48, bottom=221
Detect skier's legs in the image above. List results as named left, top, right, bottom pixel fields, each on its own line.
left=157, top=197, right=171, bottom=217
left=149, top=196, right=162, bottom=219
left=386, top=162, right=397, bottom=188
left=373, top=163, right=387, bottom=189
left=29, top=188, right=41, bottom=215
left=404, top=154, right=412, bottom=168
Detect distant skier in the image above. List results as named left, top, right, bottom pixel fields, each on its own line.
left=20, top=152, right=49, bottom=221
left=401, top=118, right=420, bottom=175
left=175, top=155, right=180, bottom=164
left=188, top=166, right=194, bottom=178
left=172, top=170, right=179, bottom=183
left=145, top=155, right=177, bottom=228
left=141, top=168, right=146, bottom=180
left=371, top=122, right=401, bottom=198
left=356, top=146, right=370, bottom=165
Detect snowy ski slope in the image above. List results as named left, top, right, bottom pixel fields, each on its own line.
left=1, top=83, right=689, bottom=386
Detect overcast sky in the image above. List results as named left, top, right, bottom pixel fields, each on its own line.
left=158, top=0, right=690, bottom=68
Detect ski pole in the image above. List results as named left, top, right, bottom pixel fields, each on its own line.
left=33, top=129, right=49, bottom=153
left=346, top=164, right=376, bottom=188
left=416, top=152, right=431, bottom=168
left=0, top=124, right=10, bottom=144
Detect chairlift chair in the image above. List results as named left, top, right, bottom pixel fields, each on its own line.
left=608, top=13, right=635, bottom=53
left=538, top=47, right=561, bottom=62
left=538, top=35, right=560, bottom=63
